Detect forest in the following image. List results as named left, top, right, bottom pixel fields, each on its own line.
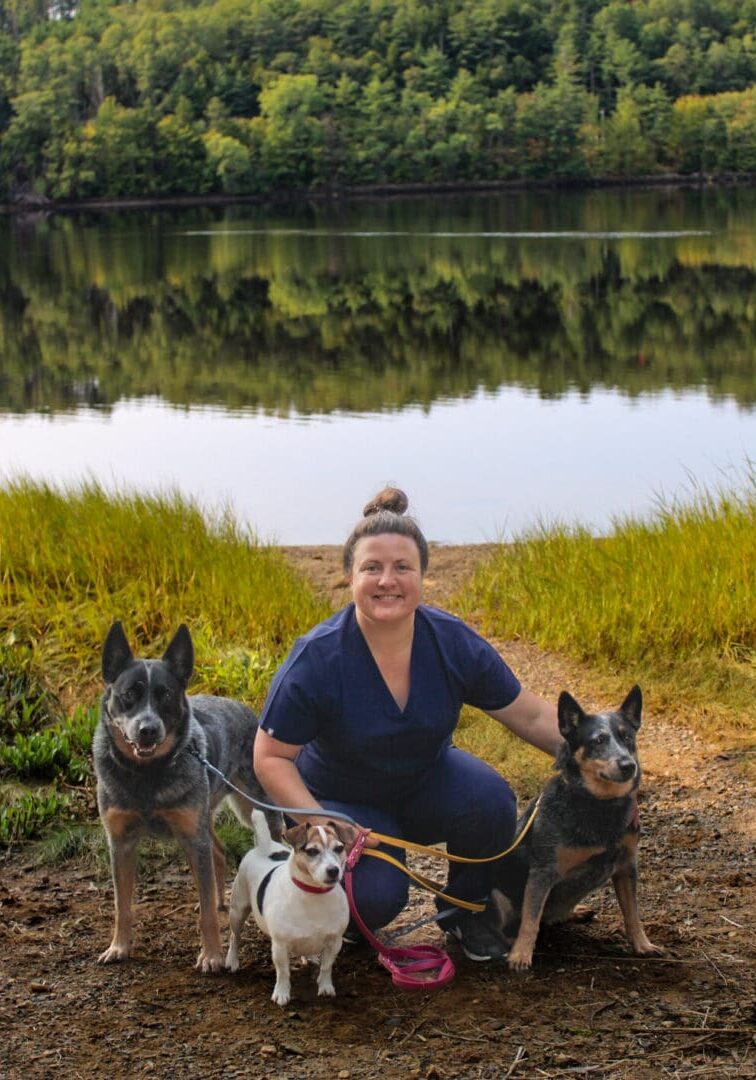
left=1, top=0, right=756, bottom=200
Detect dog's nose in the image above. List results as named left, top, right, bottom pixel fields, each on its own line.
left=618, top=759, right=636, bottom=780
left=138, top=721, right=160, bottom=746
left=326, top=866, right=340, bottom=882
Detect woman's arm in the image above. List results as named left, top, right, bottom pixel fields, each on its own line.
left=253, top=728, right=328, bottom=823
left=253, top=728, right=380, bottom=845
left=486, top=688, right=563, bottom=757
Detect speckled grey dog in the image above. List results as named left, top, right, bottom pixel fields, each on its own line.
left=93, top=621, right=281, bottom=973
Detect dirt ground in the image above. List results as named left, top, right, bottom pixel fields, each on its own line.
left=1, top=545, right=754, bottom=1079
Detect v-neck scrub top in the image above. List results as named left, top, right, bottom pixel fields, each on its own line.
left=259, top=603, right=521, bottom=806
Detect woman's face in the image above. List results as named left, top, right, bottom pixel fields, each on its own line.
left=350, top=533, right=423, bottom=627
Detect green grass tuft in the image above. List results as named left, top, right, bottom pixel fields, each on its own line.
left=458, top=469, right=756, bottom=744
left=0, top=478, right=330, bottom=709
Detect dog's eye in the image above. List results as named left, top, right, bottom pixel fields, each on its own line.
left=617, top=727, right=633, bottom=743
left=592, top=733, right=608, bottom=746
left=333, top=844, right=345, bottom=855
left=303, top=846, right=321, bottom=858
left=156, top=686, right=173, bottom=703
left=120, top=685, right=141, bottom=708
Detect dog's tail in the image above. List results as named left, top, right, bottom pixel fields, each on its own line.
left=251, top=808, right=277, bottom=856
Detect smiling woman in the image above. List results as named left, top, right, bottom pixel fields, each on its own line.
left=252, top=487, right=562, bottom=963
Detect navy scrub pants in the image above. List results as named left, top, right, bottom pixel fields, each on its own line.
left=318, top=745, right=518, bottom=931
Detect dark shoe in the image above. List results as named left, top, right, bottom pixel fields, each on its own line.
left=446, top=911, right=510, bottom=962
left=342, top=925, right=372, bottom=950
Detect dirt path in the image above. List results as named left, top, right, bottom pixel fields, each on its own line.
left=1, top=547, right=753, bottom=1079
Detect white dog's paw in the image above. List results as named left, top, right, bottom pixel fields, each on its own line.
left=225, top=950, right=240, bottom=972
left=98, top=943, right=130, bottom=964
left=271, top=985, right=291, bottom=1007
left=317, top=980, right=336, bottom=997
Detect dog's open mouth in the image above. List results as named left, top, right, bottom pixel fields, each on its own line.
left=133, top=744, right=158, bottom=758
left=114, top=725, right=160, bottom=759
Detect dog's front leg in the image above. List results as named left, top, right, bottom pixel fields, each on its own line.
left=99, top=837, right=138, bottom=963
left=171, top=827, right=224, bottom=973
left=190, top=842, right=225, bottom=973
left=507, top=871, right=554, bottom=971
left=612, top=842, right=662, bottom=956
left=270, top=939, right=292, bottom=1006
left=316, top=934, right=342, bottom=998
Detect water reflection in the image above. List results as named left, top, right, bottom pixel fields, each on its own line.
left=1, top=187, right=755, bottom=417
left=1, top=188, right=755, bottom=541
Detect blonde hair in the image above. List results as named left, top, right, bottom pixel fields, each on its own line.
left=342, top=487, right=429, bottom=574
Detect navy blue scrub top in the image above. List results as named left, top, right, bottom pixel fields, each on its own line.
left=259, top=603, right=521, bottom=806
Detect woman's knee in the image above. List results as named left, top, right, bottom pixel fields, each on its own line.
left=350, top=860, right=408, bottom=930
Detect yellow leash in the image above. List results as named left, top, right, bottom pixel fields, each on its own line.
left=360, top=794, right=542, bottom=914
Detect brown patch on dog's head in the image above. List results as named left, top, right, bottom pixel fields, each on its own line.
left=283, top=819, right=359, bottom=852
left=283, top=820, right=350, bottom=887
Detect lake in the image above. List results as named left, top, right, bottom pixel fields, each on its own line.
left=1, top=186, right=754, bottom=543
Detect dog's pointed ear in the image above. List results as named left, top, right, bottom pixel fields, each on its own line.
left=162, top=624, right=194, bottom=687
left=558, top=690, right=586, bottom=739
left=328, top=821, right=360, bottom=851
left=102, top=621, right=133, bottom=685
left=619, top=684, right=643, bottom=730
left=283, top=822, right=309, bottom=849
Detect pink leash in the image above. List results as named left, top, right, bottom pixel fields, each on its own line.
left=344, top=830, right=456, bottom=990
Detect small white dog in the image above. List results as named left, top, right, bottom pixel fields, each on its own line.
left=226, top=809, right=356, bottom=1006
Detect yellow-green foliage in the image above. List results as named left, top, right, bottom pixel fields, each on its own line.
left=459, top=473, right=756, bottom=743
left=0, top=480, right=330, bottom=707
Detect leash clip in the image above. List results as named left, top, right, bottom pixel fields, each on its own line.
left=346, top=828, right=368, bottom=871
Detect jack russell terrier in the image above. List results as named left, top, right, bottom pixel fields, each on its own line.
left=226, top=809, right=357, bottom=1005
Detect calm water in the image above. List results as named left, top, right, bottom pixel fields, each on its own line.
left=1, top=188, right=755, bottom=543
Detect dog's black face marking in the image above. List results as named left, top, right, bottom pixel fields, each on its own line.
left=102, top=623, right=193, bottom=762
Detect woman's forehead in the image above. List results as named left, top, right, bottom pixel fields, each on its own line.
left=353, top=533, right=421, bottom=562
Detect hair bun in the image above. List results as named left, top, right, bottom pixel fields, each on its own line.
left=363, top=487, right=409, bottom=517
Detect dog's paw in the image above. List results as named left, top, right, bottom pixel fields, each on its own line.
left=632, top=938, right=664, bottom=957
left=271, top=985, right=291, bottom=1007
left=560, top=904, right=597, bottom=925
left=507, top=945, right=534, bottom=972
left=317, top=980, right=336, bottom=997
left=195, top=949, right=225, bottom=974
left=98, top=943, right=130, bottom=964
left=225, top=951, right=240, bottom=973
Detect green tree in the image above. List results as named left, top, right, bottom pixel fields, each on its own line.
left=257, top=73, right=325, bottom=187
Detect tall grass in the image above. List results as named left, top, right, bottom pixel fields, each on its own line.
left=458, top=472, right=756, bottom=744
left=0, top=480, right=332, bottom=844
left=0, top=479, right=330, bottom=706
